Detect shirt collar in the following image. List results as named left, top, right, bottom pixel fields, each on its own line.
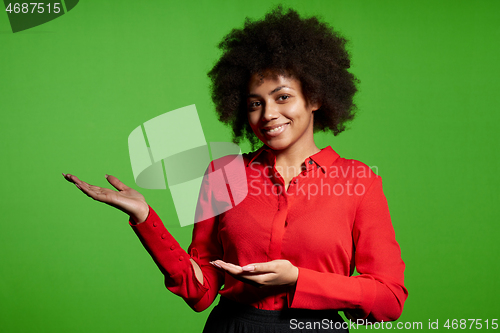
left=309, top=146, right=339, bottom=172
left=246, top=145, right=340, bottom=171
left=246, top=145, right=274, bottom=167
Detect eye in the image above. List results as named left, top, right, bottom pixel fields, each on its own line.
left=277, top=95, right=291, bottom=101
left=248, top=100, right=262, bottom=111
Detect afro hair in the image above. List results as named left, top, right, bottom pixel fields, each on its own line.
left=208, top=6, right=358, bottom=148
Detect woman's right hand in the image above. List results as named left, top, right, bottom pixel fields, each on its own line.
left=62, top=173, right=149, bottom=224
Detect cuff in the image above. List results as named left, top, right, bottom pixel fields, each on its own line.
left=288, top=267, right=376, bottom=316
left=129, top=206, right=191, bottom=277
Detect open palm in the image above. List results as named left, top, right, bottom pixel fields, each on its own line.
left=62, top=173, right=149, bottom=223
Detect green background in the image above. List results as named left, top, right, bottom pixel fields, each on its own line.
left=1, top=0, right=499, bottom=331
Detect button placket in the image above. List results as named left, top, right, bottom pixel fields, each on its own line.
left=305, top=159, right=316, bottom=173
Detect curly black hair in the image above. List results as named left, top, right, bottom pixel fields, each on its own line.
left=208, top=6, right=358, bottom=148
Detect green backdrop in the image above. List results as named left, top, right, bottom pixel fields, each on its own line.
left=1, top=0, right=499, bottom=332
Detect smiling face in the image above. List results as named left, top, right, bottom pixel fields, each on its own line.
left=247, top=73, right=320, bottom=153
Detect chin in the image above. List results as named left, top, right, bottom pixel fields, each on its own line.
left=261, top=138, right=290, bottom=151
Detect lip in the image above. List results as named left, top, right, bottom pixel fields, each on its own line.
left=260, top=122, right=290, bottom=137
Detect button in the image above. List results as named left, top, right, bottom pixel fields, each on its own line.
left=179, top=256, right=184, bottom=261
left=161, top=233, right=167, bottom=239
left=308, top=160, right=314, bottom=165
left=284, top=220, right=288, bottom=227
left=153, top=222, right=157, bottom=227
left=293, top=179, right=298, bottom=184
left=170, top=245, right=175, bottom=250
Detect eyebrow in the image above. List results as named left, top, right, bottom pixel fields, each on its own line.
left=247, top=85, right=292, bottom=98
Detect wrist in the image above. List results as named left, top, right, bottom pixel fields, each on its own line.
left=130, top=204, right=149, bottom=225
left=288, top=265, right=299, bottom=286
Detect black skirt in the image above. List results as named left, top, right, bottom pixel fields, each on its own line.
left=203, top=297, right=349, bottom=333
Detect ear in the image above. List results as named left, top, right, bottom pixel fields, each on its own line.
left=309, top=101, right=321, bottom=112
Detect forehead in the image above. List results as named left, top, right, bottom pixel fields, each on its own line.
left=247, top=71, right=301, bottom=92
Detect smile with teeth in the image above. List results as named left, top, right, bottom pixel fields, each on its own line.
left=266, top=124, right=286, bottom=132
left=261, top=123, right=290, bottom=137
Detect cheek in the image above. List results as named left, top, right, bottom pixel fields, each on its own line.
left=286, top=105, right=306, bottom=122
left=248, top=113, right=259, bottom=129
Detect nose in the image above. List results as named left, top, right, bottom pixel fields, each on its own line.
left=261, top=103, right=279, bottom=122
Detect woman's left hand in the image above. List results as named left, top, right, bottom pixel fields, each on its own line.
left=210, top=259, right=298, bottom=287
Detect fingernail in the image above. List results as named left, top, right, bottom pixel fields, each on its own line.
left=242, top=265, right=255, bottom=272
left=105, top=174, right=109, bottom=179
left=210, top=261, right=221, bottom=268
left=62, top=173, right=66, bottom=177
left=75, top=183, right=81, bottom=189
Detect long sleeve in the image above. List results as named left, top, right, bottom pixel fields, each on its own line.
left=288, top=175, right=408, bottom=322
left=129, top=155, right=247, bottom=312
left=130, top=206, right=224, bottom=312
left=128, top=146, right=408, bottom=316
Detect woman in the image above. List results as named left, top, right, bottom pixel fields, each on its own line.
left=63, top=7, right=407, bottom=333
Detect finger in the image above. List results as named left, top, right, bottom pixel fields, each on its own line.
left=242, top=264, right=256, bottom=272
left=106, top=174, right=129, bottom=191
left=211, top=260, right=241, bottom=271
left=64, top=174, right=82, bottom=185
left=209, top=262, right=266, bottom=288
left=63, top=174, right=87, bottom=188
left=63, top=173, right=75, bottom=183
left=74, top=177, right=92, bottom=189
left=73, top=180, right=94, bottom=195
left=64, top=174, right=89, bottom=192
left=66, top=176, right=108, bottom=200
left=80, top=184, right=114, bottom=202
left=211, top=260, right=243, bottom=275
left=242, top=262, right=275, bottom=273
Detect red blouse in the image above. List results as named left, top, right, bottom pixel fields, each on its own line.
left=130, top=146, right=408, bottom=322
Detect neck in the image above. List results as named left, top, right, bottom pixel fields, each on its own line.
left=272, top=117, right=319, bottom=168
left=273, top=140, right=320, bottom=168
